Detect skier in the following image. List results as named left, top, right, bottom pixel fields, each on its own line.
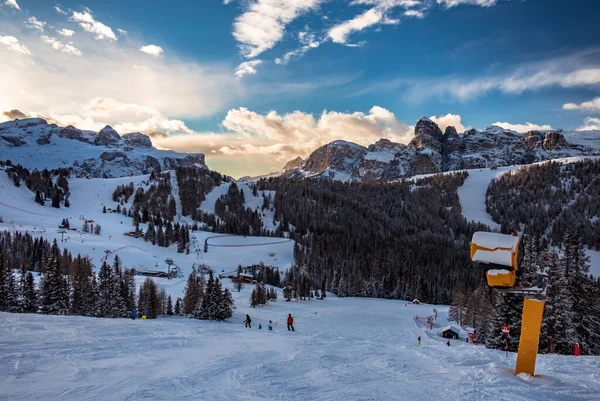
left=131, top=310, right=137, bottom=320
left=418, top=336, right=421, bottom=345
left=287, top=313, right=294, bottom=331
left=268, top=320, right=273, bottom=331
left=258, top=324, right=262, bottom=330
left=244, top=314, right=252, bottom=328
left=447, top=340, right=450, bottom=346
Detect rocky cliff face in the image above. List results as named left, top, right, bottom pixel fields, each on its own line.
left=274, top=117, right=596, bottom=182
left=0, top=118, right=206, bottom=178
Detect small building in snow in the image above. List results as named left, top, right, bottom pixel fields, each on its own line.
left=440, top=326, right=460, bottom=339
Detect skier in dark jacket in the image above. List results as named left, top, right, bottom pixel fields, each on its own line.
left=131, top=311, right=137, bottom=320
left=287, top=314, right=294, bottom=331
left=418, top=336, right=421, bottom=345
left=244, top=314, right=251, bottom=328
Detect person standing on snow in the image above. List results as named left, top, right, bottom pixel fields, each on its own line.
left=268, top=320, right=273, bottom=331
left=446, top=340, right=450, bottom=346
left=287, top=314, right=294, bottom=331
left=244, top=314, right=252, bottom=328
left=131, top=310, right=137, bottom=320
left=418, top=336, right=421, bottom=345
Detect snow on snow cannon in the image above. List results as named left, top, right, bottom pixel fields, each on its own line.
left=470, top=231, right=522, bottom=288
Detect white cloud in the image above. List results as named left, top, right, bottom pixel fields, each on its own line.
left=71, top=10, right=117, bottom=41
left=437, top=0, right=496, bottom=8
left=25, top=17, right=46, bottom=32
left=491, top=121, right=553, bottom=132
left=399, top=52, right=600, bottom=102
left=5, top=0, right=20, bottom=10
left=139, top=45, right=164, bottom=58
left=216, top=105, right=413, bottom=159
left=577, top=117, right=600, bottom=131
left=0, top=26, right=243, bottom=124
left=56, top=29, right=75, bottom=37
left=429, top=113, right=468, bottom=132
left=55, top=5, right=68, bottom=15
left=235, top=60, right=262, bottom=78
left=232, top=0, right=323, bottom=58
left=0, top=35, right=30, bottom=55
left=404, top=9, right=424, bottom=18
left=327, top=1, right=426, bottom=45
left=40, top=35, right=82, bottom=56
left=563, top=97, right=600, bottom=112
left=275, top=30, right=320, bottom=65
left=117, top=28, right=127, bottom=36
left=329, top=8, right=387, bottom=44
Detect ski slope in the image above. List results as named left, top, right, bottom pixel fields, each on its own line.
left=1, top=283, right=599, bottom=401
left=0, top=170, right=294, bottom=300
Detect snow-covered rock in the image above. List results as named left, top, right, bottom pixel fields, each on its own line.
left=0, top=118, right=207, bottom=178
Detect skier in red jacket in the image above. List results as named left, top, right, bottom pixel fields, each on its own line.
left=287, top=314, right=295, bottom=331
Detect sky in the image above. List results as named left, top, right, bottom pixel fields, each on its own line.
left=1, top=0, right=600, bottom=178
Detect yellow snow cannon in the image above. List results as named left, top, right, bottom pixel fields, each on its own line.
left=470, top=232, right=521, bottom=288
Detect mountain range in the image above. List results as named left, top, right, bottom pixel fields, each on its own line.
left=1, top=116, right=599, bottom=181
left=243, top=117, right=600, bottom=182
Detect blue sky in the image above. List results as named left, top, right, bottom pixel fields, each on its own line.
left=1, top=0, right=600, bottom=177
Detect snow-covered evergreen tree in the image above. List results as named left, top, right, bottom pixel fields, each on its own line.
left=97, top=261, right=125, bottom=318
left=39, top=248, right=69, bottom=315
left=540, top=249, right=574, bottom=354
left=20, top=271, right=38, bottom=313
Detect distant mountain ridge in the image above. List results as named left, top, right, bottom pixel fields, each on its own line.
left=252, top=117, right=600, bottom=182
left=0, top=118, right=207, bottom=178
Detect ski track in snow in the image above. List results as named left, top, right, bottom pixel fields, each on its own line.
left=1, top=292, right=599, bottom=401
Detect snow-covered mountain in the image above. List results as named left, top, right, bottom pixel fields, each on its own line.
left=260, top=117, right=600, bottom=182
left=0, top=118, right=207, bottom=178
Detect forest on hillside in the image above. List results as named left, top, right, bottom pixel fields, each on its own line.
left=486, top=159, right=600, bottom=249
left=259, top=172, right=490, bottom=304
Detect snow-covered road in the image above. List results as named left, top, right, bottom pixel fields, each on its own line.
left=1, top=284, right=598, bottom=401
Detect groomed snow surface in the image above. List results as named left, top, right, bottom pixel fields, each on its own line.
left=2, top=289, right=600, bottom=401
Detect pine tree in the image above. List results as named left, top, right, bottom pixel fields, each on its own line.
left=183, top=272, right=203, bottom=314
left=20, top=271, right=38, bottom=313
left=485, top=293, right=523, bottom=353
left=70, top=257, right=95, bottom=316
left=175, top=298, right=181, bottom=314
left=51, top=192, right=60, bottom=208
left=167, top=295, right=174, bottom=315
left=540, top=249, right=574, bottom=354
left=215, top=288, right=235, bottom=321
left=195, top=271, right=215, bottom=319
left=567, top=231, right=600, bottom=354
left=39, top=249, right=69, bottom=315
left=97, top=261, right=125, bottom=318
left=138, top=278, right=160, bottom=318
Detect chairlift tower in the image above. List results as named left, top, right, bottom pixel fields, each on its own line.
left=165, top=258, right=174, bottom=276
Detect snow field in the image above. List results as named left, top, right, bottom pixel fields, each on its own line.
left=0, top=171, right=294, bottom=301
left=1, top=284, right=599, bottom=401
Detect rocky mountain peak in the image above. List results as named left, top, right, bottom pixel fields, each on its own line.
left=283, top=156, right=304, bottom=171
left=410, top=117, right=444, bottom=152
left=94, top=125, right=121, bottom=146
left=122, top=132, right=153, bottom=148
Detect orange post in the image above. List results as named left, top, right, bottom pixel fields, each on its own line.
left=515, top=298, right=545, bottom=376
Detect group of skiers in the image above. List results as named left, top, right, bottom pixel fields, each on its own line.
left=244, top=313, right=295, bottom=332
